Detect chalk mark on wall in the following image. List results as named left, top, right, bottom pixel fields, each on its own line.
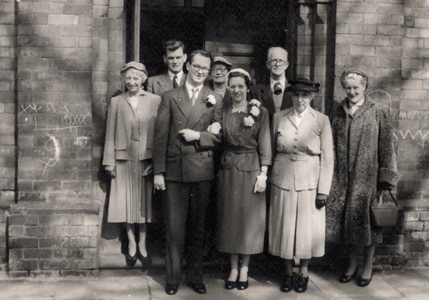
left=39, top=134, right=61, bottom=175
left=73, top=136, right=89, bottom=148
left=367, top=89, right=392, bottom=110
left=392, top=110, right=429, bottom=120
left=393, top=130, right=429, bottom=148
left=19, top=103, right=42, bottom=117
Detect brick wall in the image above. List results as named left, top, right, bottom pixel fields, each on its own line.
left=335, top=0, right=429, bottom=267
left=8, top=202, right=99, bottom=277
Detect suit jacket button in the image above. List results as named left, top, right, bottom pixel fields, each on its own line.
left=178, top=121, right=182, bottom=125
left=204, top=122, right=208, bottom=126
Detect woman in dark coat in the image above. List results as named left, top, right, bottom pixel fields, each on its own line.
left=103, top=62, right=161, bottom=270
left=215, top=69, right=271, bottom=290
left=328, top=70, right=400, bottom=287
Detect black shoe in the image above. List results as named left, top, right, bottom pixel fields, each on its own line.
left=237, top=280, right=249, bottom=290
left=280, top=274, right=294, bottom=293
left=125, top=252, right=137, bottom=269
left=225, top=280, right=236, bottom=290
left=137, top=252, right=152, bottom=271
left=357, top=270, right=373, bottom=287
left=339, top=268, right=357, bottom=283
left=187, top=282, right=206, bottom=294
left=294, top=275, right=309, bottom=293
left=165, top=284, right=178, bottom=295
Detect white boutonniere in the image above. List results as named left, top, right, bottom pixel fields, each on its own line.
left=249, top=99, right=261, bottom=107
left=244, top=116, right=255, bottom=127
left=207, top=122, right=221, bottom=134
left=206, top=94, right=216, bottom=107
left=249, top=106, right=260, bottom=117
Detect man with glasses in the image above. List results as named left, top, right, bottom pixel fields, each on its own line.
left=252, top=47, right=293, bottom=120
left=147, top=40, right=187, bottom=96
left=153, top=50, right=223, bottom=296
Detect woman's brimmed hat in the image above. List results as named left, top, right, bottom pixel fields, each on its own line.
left=289, top=78, right=320, bottom=93
left=120, top=61, right=148, bottom=76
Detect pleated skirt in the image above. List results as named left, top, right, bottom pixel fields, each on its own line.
left=269, top=185, right=325, bottom=259
left=107, top=140, right=153, bottom=224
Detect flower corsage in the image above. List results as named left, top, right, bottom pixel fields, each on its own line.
left=206, top=94, right=216, bottom=107
left=243, top=99, right=261, bottom=127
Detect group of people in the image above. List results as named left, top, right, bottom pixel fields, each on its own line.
left=102, top=40, right=400, bottom=296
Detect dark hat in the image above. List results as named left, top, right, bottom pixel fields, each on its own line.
left=289, top=78, right=320, bottom=93
left=213, top=55, right=232, bottom=67
left=120, top=61, right=148, bottom=75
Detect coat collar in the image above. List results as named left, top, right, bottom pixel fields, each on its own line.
left=340, top=96, right=375, bottom=119
left=284, top=106, right=316, bottom=129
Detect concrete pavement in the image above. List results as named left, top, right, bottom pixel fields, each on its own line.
left=0, top=267, right=428, bottom=300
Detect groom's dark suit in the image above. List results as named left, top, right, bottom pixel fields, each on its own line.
left=153, top=84, right=222, bottom=285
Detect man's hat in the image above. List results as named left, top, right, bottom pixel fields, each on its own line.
left=120, top=61, right=148, bottom=75
left=288, top=78, right=320, bottom=93
left=213, top=54, right=232, bottom=67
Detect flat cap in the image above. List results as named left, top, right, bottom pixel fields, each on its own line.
left=213, top=55, right=232, bottom=67
left=120, top=61, right=148, bottom=75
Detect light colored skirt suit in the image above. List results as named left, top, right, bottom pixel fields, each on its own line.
left=269, top=107, right=333, bottom=259
left=103, top=91, right=161, bottom=224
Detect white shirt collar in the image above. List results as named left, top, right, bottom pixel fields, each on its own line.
left=270, top=75, right=287, bottom=92
left=168, top=70, right=183, bottom=83
left=185, top=81, right=203, bottom=99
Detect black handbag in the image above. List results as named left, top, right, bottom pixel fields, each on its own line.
left=370, top=189, right=398, bottom=227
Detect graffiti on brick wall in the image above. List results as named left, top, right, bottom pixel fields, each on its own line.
left=393, top=130, right=429, bottom=148
left=39, top=134, right=61, bottom=175
left=19, top=103, right=42, bottom=117
left=367, top=89, right=392, bottom=109
left=73, top=136, right=89, bottom=148
left=392, top=110, right=429, bottom=120
left=62, top=106, right=90, bottom=126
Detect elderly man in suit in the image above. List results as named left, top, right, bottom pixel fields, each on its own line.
left=252, top=47, right=293, bottom=120
left=147, top=40, right=187, bottom=96
left=153, top=50, right=223, bottom=296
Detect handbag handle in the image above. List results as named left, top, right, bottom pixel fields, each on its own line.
left=375, top=189, right=398, bottom=207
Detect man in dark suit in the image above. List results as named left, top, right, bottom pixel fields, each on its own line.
left=147, top=40, right=187, bottom=96
left=252, top=47, right=293, bottom=120
left=153, top=50, right=223, bottom=296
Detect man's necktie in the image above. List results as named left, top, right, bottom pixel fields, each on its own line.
left=273, top=82, right=283, bottom=95
left=191, top=88, right=199, bottom=106
left=173, top=75, right=178, bottom=88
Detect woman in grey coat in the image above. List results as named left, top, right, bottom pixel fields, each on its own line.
left=328, top=71, right=400, bottom=287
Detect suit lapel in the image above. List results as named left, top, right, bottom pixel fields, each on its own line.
left=280, top=82, right=293, bottom=110
left=286, top=109, right=298, bottom=129
left=261, top=84, right=276, bottom=115
left=179, top=74, right=187, bottom=86
left=173, top=85, right=192, bottom=120
left=187, top=86, right=210, bottom=129
left=157, top=73, right=172, bottom=94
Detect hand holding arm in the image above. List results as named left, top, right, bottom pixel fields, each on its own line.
left=316, top=194, right=327, bottom=209
left=179, top=129, right=201, bottom=142
left=105, top=165, right=116, bottom=178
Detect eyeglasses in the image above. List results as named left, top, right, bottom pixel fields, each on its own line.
left=267, top=59, right=288, bottom=66
left=211, top=66, right=227, bottom=73
left=191, top=64, right=210, bottom=74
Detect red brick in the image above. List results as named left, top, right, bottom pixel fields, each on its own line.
left=39, top=237, right=69, bottom=248
left=26, top=226, right=55, bottom=237
left=39, top=259, right=68, bottom=270
left=8, top=226, right=25, bottom=237
left=24, top=249, right=52, bottom=259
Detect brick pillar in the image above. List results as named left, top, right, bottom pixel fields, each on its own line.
left=0, top=0, right=17, bottom=268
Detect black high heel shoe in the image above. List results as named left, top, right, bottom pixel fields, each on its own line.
left=339, top=267, right=358, bottom=283
left=137, top=251, right=152, bottom=271
left=357, top=270, right=373, bottom=287
left=225, top=279, right=237, bottom=290
left=125, top=251, right=137, bottom=270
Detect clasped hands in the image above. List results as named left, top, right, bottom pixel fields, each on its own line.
left=178, top=129, right=200, bottom=142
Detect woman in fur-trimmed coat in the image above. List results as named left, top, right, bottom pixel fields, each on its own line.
left=327, top=70, right=400, bottom=287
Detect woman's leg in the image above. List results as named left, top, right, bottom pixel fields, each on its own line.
left=284, top=259, right=293, bottom=275
left=345, top=247, right=358, bottom=276
left=239, top=254, right=250, bottom=282
left=362, top=244, right=375, bottom=279
left=137, top=223, right=148, bottom=257
left=299, top=259, right=309, bottom=277
left=124, top=223, right=137, bottom=256
left=228, top=253, right=239, bottom=282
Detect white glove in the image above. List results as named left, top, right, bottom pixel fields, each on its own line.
left=154, top=174, right=166, bottom=191
left=254, top=174, right=267, bottom=193
left=207, top=122, right=221, bottom=134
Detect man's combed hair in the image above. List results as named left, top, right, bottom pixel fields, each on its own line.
left=187, top=50, right=213, bottom=66
left=163, top=40, right=185, bottom=55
